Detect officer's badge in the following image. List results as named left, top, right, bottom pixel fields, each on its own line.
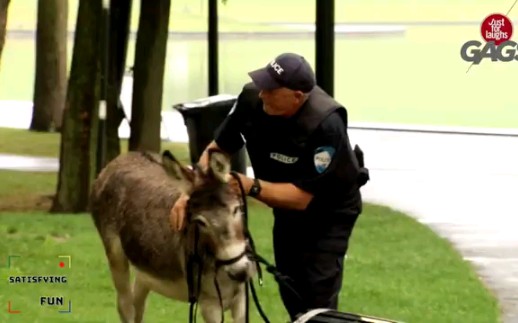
left=314, top=146, right=335, bottom=174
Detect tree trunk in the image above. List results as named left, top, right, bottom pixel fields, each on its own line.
left=105, top=0, right=132, bottom=163
left=0, top=0, right=11, bottom=65
left=128, top=0, right=171, bottom=153
left=51, top=0, right=102, bottom=213
left=30, top=0, right=68, bottom=132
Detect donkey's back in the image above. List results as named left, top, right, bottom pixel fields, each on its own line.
left=90, top=151, right=189, bottom=322
left=91, top=150, right=181, bottom=244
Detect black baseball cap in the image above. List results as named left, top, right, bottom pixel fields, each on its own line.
left=248, top=52, right=316, bottom=93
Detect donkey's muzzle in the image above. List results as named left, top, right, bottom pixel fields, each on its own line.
left=228, top=267, right=249, bottom=282
left=216, top=250, right=252, bottom=282
left=215, top=249, right=247, bottom=267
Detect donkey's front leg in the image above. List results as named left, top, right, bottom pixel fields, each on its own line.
left=230, top=284, right=246, bottom=323
left=199, top=298, right=224, bottom=323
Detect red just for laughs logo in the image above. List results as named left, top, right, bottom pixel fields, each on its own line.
left=460, top=12, right=517, bottom=68
left=480, top=13, right=513, bottom=45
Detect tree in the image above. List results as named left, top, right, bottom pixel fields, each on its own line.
left=105, top=0, right=133, bottom=163
left=0, top=0, right=10, bottom=65
left=51, top=0, right=102, bottom=213
left=30, top=0, right=68, bottom=132
left=128, top=0, right=171, bottom=153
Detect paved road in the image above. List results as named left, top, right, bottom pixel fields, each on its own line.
left=349, top=129, right=518, bottom=323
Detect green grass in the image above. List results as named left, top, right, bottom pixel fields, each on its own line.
left=0, top=128, right=190, bottom=159
left=0, top=129, right=61, bottom=158
left=0, top=171, right=56, bottom=212
left=0, top=127, right=191, bottom=211
left=0, top=204, right=500, bottom=323
left=2, top=26, right=518, bottom=129
left=3, top=0, right=517, bottom=129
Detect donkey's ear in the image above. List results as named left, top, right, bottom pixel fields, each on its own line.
left=208, top=148, right=231, bottom=183
left=162, top=150, right=195, bottom=194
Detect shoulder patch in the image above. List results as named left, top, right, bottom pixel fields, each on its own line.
left=314, top=146, right=335, bottom=174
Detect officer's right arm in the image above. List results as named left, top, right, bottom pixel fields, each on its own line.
left=198, top=89, right=247, bottom=170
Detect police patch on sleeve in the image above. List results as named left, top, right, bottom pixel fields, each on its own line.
left=313, top=146, right=336, bottom=174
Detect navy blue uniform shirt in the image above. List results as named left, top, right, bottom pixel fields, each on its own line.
left=215, top=86, right=362, bottom=253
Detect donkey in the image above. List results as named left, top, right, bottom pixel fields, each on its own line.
left=90, top=149, right=255, bottom=323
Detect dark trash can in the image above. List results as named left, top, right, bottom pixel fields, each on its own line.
left=173, top=94, right=247, bottom=174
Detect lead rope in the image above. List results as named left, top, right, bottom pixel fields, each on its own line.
left=214, top=273, right=224, bottom=323
left=188, top=226, right=203, bottom=323
left=188, top=240, right=226, bottom=323
left=229, top=171, right=271, bottom=323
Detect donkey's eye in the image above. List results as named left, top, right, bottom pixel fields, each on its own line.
left=193, top=216, right=208, bottom=228
left=232, top=206, right=241, bottom=216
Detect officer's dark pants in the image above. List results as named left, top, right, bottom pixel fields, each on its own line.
left=273, top=223, right=346, bottom=321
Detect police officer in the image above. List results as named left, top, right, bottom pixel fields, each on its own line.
left=171, top=52, right=369, bottom=321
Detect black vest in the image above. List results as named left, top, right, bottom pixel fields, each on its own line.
left=238, top=82, right=359, bottom=184
left=237, top=83, right=366, bottom=253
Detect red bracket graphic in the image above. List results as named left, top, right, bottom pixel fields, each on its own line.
left=7, top=301, right=21, bottom=314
